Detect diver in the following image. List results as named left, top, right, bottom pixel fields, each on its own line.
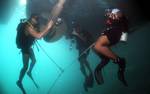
left=93, top=8, right=129, bottom=87
left=70, top=24, right=94, bottom=91
left=16, top=14, right=54, bottom=94
left=16, top=0, right=66, bottom=93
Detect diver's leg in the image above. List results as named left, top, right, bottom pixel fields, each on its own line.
left=94, top=55, right=110, bottom=85
left=79, top=57, right=88, bottom=78
left=113, top=58, right=128, bottom=86
left=17, top=53, right=29, bottom=83
left=84, top=60, right=92, bottom=74
left=17, top=52, right=29, bottom=94
left=79, top=54, right=89, bottom=91
left=83, top=52, right=94, bottom=84
left=83, top=59, right=94, bottom=88
left=84, top=52, right=92, bottom=74
left=27, top=48, right=36, bottom=77
left=27, top=48, right=39, bottom=88
left=94, top=35, right=118, bottom=60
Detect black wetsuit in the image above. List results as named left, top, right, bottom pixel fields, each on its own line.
left=20, top=22, right=35, bottom=54
left=102, top=16, right=128, bottom=46
left=74, top=30, right=93, bottom=58
left=74, top=30, right=94, bottom=90
left=94, top=16, right=129, bottom=85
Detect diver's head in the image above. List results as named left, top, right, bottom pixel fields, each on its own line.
left=111, top=8, right=123, bottom=19
left=105, top=8, right=123, bottom=19
left=29, top=13, right=39, bottom=25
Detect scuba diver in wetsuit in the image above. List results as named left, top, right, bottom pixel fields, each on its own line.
left=16, top=0, right=66, bottom=94
left=70, top=24, right=94, bottom=91
left=93, top=8, right=129, bottom=86
left=16, top=14, right=54, bottom=94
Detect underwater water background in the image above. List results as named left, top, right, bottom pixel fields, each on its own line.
left=0, top=0, right=150, bottom=94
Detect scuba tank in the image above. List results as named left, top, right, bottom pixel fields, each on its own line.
left=120, top=32, right=128, bottom=42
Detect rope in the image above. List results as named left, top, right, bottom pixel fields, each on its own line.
left=47, top=42, right=95, bottom=93
left=47, top=72, right=63, bottom=94
left=36, top=41, right=64, bottom=73
left=64, top=43, right=95, bottom=70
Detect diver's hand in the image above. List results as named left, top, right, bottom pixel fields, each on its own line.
left=72, top=30, right=79, bottom=36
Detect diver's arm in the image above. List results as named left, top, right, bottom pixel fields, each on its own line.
left=51, top=0, right=66, bottom=20
left=41, top=0, right=66, bottom=37
left=26, top=0, right=66, bottom=39
left=26, top=21, right=54, bottom=39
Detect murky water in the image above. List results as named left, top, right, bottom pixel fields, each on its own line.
left=0, top=0, right=150, bottom=94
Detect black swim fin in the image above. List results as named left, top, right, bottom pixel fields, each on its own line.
left=94, top=68, right=104, bottom=85
left=116, top=58, right=128, bottom=87
left=86, top=73, right=94, bottom=88
left=118, top=69, right=128, bottom=87
left=16, top=81, right=26, bottom=94
left=27, top=72, right=39, bottom=89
